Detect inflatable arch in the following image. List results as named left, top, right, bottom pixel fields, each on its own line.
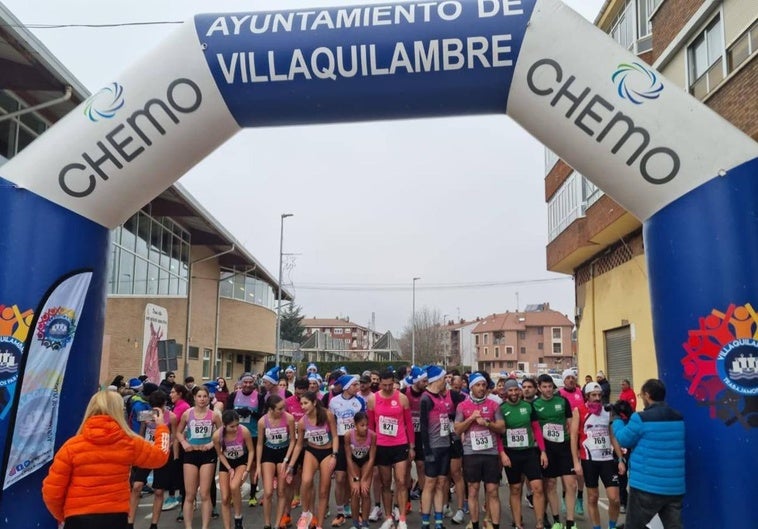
left=0, top=0, right=756, bottom=525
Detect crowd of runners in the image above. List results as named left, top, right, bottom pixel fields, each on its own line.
left=113, top=364, right=644, bottom=529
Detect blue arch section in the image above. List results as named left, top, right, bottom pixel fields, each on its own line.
left=644, top=156, right=758, bottom=526
left=195, top=1, right=536, bottom=126
left=0, top=178, right=109, bottom=525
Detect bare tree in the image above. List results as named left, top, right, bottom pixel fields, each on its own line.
left=399, top=307, right=444, bottom=365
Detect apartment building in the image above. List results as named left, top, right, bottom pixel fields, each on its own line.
left=545, top=0, right=758, bottom=394
left=472, top=304, right=574, bottom=374
left=303, top=317, right=382, bottom=352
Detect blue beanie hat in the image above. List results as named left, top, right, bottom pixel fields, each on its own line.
left=307, top=363, right=318, bottom=373
left=426, top=365, right=446, bottom=383
left=336, top=374, right=358, bottom=391
left=285, top=365, right=296, bottom=373
left=468, top=372, right=486, bottom=387
left=406, top=366, right=427, bottom=386
left=262, top=366, right=280, bottom=385
left=128, top=377, right=143, bottom=390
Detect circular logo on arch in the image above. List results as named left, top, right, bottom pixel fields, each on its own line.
left=0, top=336, right=22, bottom=387
left=682, top=303, right=758, bottom=428
left=717, top=339, right=758, bottom=396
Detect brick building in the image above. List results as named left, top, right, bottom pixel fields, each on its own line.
left=302, top=317, right=382, bottom=353
left=545, top=0, right=758, bottom=396
left=472, top=304, right=574, bottom=374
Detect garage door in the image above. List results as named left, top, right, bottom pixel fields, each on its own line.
left=604, top=325, right=633, bottom=401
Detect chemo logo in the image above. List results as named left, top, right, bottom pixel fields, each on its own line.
left=83, top=82, right=125, bottom=122
left=612, top=62, right=664, bottom=105
left=36, top=307, right=77, bottom=351
left=682, top=303, right=758, bottom=429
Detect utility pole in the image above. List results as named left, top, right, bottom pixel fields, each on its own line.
left=275, top=213, right=293, bottom=368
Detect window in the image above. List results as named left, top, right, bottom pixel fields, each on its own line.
left=552, top=328, right=562, bottom=340
left=547, top=171, right=583, bottom=242
left=688, top=16, right=724, bottom=99
left=475, top=335, right=480, bottom=345
left=518, top=331, right=526, bottom=340
left=225, top=353, right=232, bottom=378
left=553, top=343, right=562, bottom=354
left=219, top=268, right=276, bottom=310
left=484, top=334, right=488, bottom=345
left=538, top=342, right=544, bottom=350
left=109, top=211, right=190, bottom=296
left=610, top=0, right=635, bottom=50
left=520, top=346, right=526, bottom=354
left=728, top=19, right=758, bottom=73
left=506, top=346, right=514, bottom=355
left=202, top=348, right=212, bottom=379
left=495, top=347, right=500, bottom=358
left=188, top=346, right=199, bottom=360
left=484, top=347, right=489, bottom=357
left=537, top=327, right=543, bottom=335
left=334, top=328, right=343, bottom=334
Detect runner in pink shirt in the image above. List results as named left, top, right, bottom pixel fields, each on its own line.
left=283, top=377, right=309, bottom=520
left=366, top=370, right=414, bottom=529
left=558, top=369, right=586, bottom=517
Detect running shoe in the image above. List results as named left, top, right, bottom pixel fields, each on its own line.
left=406, top=501, right=412, bottom=514
left=361, top=522, right=370, bottom=529
left=525, top=494, right=534, bottom=509
left=280, top=514, right=292, bottom=528
left=451, top=510, right=464, bottom=525
left=368, top=506, right=383, bottom=522
left=462, top=502, right=469, bottom=515
left=331, top=514, right=346, bottom=527
left=291, top=495, right=302, bottom=509
left=410, top=488, right=421, bottom=500
left=560, top=498, right=566, bottom=513
left=444, top=505, right=454, bottom=518
left=250, top=496, right=259, bottom=507
left=176, top=513, right=184, bottom=522
left=378, top=518, right=395, bottom=529
left=297, top=511, right=314, bottom=529
left=212, top=507, right=220, bottom=519
left=575, top=498, right=584, bottom=516
left=235, top=517, right=244, bottom=529
left=392, top=506, right=400, bottom=521
left=344, top=505, right=352, bottom=519
left=161, top=496, right=179, bottom=511
left=550, top=523, right=563, bottom=529
left=397, top=521, right=408, bottom=529
left=620, top=504, right=627, bottom=514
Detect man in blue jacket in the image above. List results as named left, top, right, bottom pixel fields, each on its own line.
left=611, top=379, right=685, bottom=529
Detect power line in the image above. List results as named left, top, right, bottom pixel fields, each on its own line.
left=1, top=21, right=183, bottom=29
left=294, top=277, right=572, bottom=292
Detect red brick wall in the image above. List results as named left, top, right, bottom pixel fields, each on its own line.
left=651, top=0, right=705, bottom=62
left=706, top=59, right=758, bottom=141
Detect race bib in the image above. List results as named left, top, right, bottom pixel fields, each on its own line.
left=305, top=428, right=329, bottom=446
left=266, top=426, right=288, bottom=444
left=471, top=429, right=493, bottom=451
left=412, top=415, right=421, bottom=433
left=352, top=445, right=369, bottom=459
left=439, top=415, right=450, bottom=437
left=379, top=416, right=399, bottom=437
left=337, top=416, right=356, bottom=436
left=224, top=445, right=243, bottom=459
left=145, top=426, right=155, bottom=443
left=543, top=423, right=565, bottom=443
left=192, top=419, right=212, bottom=440
left=506, top=427, right=529, bottom=448
left=587, top=428, right=609, bottom=450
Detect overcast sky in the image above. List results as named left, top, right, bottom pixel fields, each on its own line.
left=5, top=0, right=604, bottom=336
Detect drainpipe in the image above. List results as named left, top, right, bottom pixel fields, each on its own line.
left=183, top=245, right=235, bottom=378
left=0, top=86, right=73, bottom=123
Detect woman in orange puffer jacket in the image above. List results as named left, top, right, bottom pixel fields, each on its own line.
left=42, top=389, right=170, bottom=529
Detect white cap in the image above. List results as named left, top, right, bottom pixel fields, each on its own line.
left=562, top=369, right=576, bottom=381
left=584, top=382, right=602, bottom=395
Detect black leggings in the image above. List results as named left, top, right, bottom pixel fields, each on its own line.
left=64, top=513, right=127, bottom=529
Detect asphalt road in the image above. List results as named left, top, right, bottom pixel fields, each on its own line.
left=133, top=479, right=625, bottom=529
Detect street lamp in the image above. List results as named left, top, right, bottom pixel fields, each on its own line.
left=275, top=213, right=294, bottom=368
left=412, top=276, right=420, bottom=366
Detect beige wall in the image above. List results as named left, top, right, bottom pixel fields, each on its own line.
left=576, top=255, right=658, bottom=392
left=101, top=246, right=277, bottom=385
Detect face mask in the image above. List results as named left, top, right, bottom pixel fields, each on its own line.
left=587, top=401, right=603, bottom=415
